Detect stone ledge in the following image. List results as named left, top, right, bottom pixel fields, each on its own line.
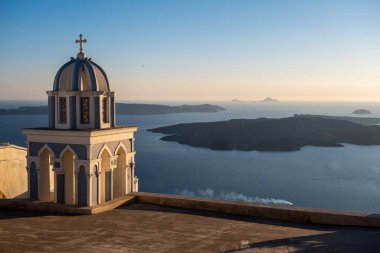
left=0, top=144, right=27, bottom=151
left=0, top=195, right=137, bottom=215
left=90, top=195, right=137, bottom=214
left=2, top=192, right=380, bottom=228
left=130, top=192, right=380, bottom=228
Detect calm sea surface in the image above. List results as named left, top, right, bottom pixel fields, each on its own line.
left=1, top=101, right=380, bottom=213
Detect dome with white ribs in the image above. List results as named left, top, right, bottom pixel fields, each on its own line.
left=53, top=56, right=110, bottom=92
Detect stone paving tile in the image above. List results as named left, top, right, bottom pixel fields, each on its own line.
left=0, top=203, right=379, bottom=253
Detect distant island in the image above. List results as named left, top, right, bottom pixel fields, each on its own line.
left=353, top=109, right=372, bottom=115
left=149, top=116, right=380, bottom=152
left=260, top=97, right=279, bottom=103
left=0, top=106, right=48, bottom=115
left=116, top=103, right=225, bottom=114
left=0, top=103, right=225, bottom=115
left=231, top=97, right=279, bottom=103
left=295, top=114, right=380, bottom=126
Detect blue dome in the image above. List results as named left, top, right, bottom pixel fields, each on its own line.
left=53, top=56, right=110, bottom=92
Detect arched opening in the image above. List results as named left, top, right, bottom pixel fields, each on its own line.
left=113, top=146, right=126, bottom=198
left=39, top=149, right=54, bottom=201
left=29, top=162, right=38, bottom=199
left=62, top=149, right=75, bottom=205
left=80, top=67, right=89, bottom=91
left=77, top=165, right=87, bottom=206
left=100, top=148, right=112, bottom=203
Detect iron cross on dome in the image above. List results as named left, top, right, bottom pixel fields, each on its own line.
left=75, top=34, right=87, bottom=53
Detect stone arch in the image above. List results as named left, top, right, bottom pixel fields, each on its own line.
left=38, top=147, right=55, bottom=201
left=37, top=144, right=55, bottom=158
left=114, top=143, right=127, bottom=198
left=97, top=144, right=112, bottom=160
left=59, top=145, right=78, bottom=160
left=114, top=142, right=127, bottom=156
left=60, top=148, right=76, bottom=205
left=99, top=147, right=112, bottom=203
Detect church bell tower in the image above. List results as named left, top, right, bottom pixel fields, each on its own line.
left=23, top=35, right=138, bottom=207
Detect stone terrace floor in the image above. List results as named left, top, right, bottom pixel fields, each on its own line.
left=0, top=203, right=379, bottom=253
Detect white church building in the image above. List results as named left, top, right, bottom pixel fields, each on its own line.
left=22, top=35, right=138, bottom=207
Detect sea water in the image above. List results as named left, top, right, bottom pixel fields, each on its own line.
left=1, top=101, right=380, bottom=213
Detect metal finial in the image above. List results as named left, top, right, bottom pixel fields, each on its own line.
left=75, top=34, right=87, bottom=53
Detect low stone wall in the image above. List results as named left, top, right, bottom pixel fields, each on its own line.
left=0, top=144, right=28, bottom=198
left=1, top=191, right=379, bottom=228
left=131, top=192, right=380, bottom=228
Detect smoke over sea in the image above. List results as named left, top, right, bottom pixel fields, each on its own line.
left=175, top=188, right=293, bottom=206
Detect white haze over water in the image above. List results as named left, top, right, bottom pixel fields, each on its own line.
left=176, top=188, right=294, bottom=206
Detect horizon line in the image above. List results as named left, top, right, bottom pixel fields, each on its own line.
left=1, top=98, right=380, bottom=103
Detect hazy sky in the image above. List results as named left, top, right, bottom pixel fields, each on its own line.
left=0, top=0, right=379, bottom=101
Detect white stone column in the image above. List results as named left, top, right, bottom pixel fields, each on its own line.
left=124, top=165, right=130, bottom=194
left=131, top=162, right=136, bottom=192
left=134, top=176, right=139, bottom=192
left=49, top=159, right=54, bottom=201
left=87, top=173, right=92, bottom=207
left=52, top=158, right=60, bottom=203
left=128, top=162, right=133, bottom=193
left=97, top=170, right=101, bottom=205
left=54, top=172, right=57, bottom=203
left=109, top=156, right=117, bottom=200
left=110, top=168, right=114, bottom=200
left=91, top=162, right=100, bottom=205
left=26, top=166, right=30, bottom=199
left=74, top=169, right=79, bottom=205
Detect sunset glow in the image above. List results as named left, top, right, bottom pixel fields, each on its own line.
left=0, top=0, right=379, bottom=101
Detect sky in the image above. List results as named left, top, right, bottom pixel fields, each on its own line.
left=0, top=0, right=379, bottom=102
